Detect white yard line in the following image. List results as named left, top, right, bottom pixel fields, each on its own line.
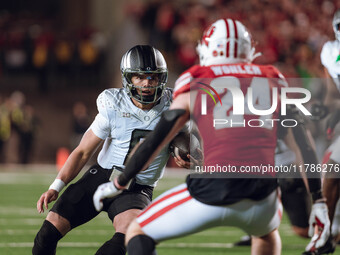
left=0, top=167, right=186, bottom=184
left=0, top=241, right=305, bottom=249
left=0, top=242, right=234, bottom=248
left=0, top=229, right=113, bottom=235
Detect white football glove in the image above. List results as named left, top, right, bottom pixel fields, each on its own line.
left=93, top=182, right=122, bottom=212
left=305, top=202, right=331, bottom=251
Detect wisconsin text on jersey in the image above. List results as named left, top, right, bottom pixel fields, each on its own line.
left=210, top=64, right=262, bottom=75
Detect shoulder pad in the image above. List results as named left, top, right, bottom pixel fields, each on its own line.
left=96, top=89, right=122, bottom=119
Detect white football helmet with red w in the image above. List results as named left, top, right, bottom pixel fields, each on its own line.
left=196, top=19, right=260, bottom=66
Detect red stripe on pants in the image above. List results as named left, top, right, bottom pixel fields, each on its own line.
left=138, top=187, right=188, bottom=218
left=140, top=196, right=192, bottom=228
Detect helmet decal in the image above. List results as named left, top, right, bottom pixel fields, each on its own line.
left=196, top=19, right=261, bottom=66
left=202, top=25, right=216, bottom=47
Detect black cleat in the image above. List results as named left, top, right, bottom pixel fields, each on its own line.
left=233, top=235, right=251, bottom=246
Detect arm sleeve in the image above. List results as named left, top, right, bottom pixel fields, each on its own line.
left=287, top=106, right=322, bottom=199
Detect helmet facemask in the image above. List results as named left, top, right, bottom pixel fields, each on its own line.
left=120, top=45, right=168, bottom=105
left=123, top=71, right=168, bottom=104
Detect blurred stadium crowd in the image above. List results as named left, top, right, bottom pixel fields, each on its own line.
left=0, top=0, right=337, bottom=81
left=0, top=0, right=338, bottom=163
left=126, top=0, right=334, bottom=77
left=0, top=11, right=107, bottom=92
left=0, top=91, right=38, bottom=164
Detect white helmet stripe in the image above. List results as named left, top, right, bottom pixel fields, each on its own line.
left=227, top=19, right=235, bottom=59
left=126, top=52, right=131, bottom=68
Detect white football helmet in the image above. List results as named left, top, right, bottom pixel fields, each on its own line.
left=196, top=19, right=260, bottom=66
left=333, top=9, right=340, bottom=41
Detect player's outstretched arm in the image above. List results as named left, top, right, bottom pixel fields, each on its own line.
left=37, top=129, right=103, bottom=213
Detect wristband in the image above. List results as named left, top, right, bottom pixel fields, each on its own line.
left=49, top=179, right=66, bottom=192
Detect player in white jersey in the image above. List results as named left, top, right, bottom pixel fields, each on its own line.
left=32, top=45, right=188, bottom=255
left=317, top=9, right=340, bottom=253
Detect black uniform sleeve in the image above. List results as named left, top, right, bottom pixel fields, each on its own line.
left=286, top=105, right=323, bottom=201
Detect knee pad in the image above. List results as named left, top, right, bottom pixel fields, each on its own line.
left=95, top=232, right=126, bottom=255
left=32, top=220, right=63, bottom=255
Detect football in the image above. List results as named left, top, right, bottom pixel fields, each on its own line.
left=169, top=130, right=202, bottom=162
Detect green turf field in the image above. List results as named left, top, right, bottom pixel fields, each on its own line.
left=0, top=165, right=326, bottom=254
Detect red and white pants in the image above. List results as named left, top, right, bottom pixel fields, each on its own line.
left=136, top=183, right=282, bottom=242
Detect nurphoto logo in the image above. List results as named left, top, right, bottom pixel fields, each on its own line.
left=196, top=77, right=311, bottom=129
